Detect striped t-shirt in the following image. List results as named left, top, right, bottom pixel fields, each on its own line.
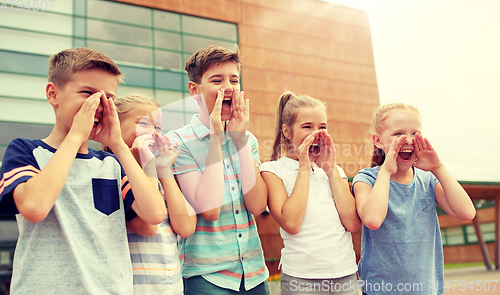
left=168, top=115, right=269, bottom=292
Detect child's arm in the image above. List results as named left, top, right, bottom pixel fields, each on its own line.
left=228, top=91, right=267, bottom=215
left=174, top=90, right=225, bottom=220
left=354, top=136, right=406, bottom=230
left=316, top=131, right=361, bottom=232
left=413, top=134, right=476, bottom=221
left=262, top=132, right=315, bottom=235
left=13, top=92, right=103, bottom=223
left=156, top=134, right=196, bottom=238
left=94, top=92, right=167, bottom=225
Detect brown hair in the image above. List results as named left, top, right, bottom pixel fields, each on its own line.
left=370, top=103, right=420, bottom=167
left=48, top=47, right=122, bottom=89
left=185, top=45, right=241, bottom=84
left=102, top=94, right=159, bottom=153
left=270, top=91, right=327, bottom=161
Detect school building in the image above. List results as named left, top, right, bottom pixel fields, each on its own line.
left=0, top=0, right=498, bottom=288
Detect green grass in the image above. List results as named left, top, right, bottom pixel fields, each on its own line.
left=444, top=262, right=492, bottom=270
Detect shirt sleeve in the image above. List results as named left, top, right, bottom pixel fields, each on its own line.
left=336, top=165, right=348, bottom=179
left=0, top=139, right=41, bottom=215
left=352, top=167, right=378, bottom=196
left=259, top=160, right=281, bottom=179
left=247, top=131, right=261, bottom=167
left=167, top=130, right=201, bottom=175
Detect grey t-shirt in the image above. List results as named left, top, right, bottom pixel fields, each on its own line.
left=353, top=166, right=444, bottom=295
left=0, top=139, right=136, bottom=294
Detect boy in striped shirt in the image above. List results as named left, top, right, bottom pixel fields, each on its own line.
left=168, top=45, right=270, bottom=294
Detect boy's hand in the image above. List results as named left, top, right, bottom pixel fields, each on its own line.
left=227, top=89, right=249, bottom=136
left=93, top=91, right=126, bottom=150
left=156, top=134, right=181, bottom=178
left=68, top=91, right=102, bottom=144
left=413, top=133, right=442, bottom=172
left=381, top=135, right=406, bottom=175
left=131, top=133, right=156, bottom=168
left=315, top=130, right=337, bottom=174
left=209, top=89, right=224, bottom=134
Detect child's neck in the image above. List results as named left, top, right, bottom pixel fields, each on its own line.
left=43, top=126, right=89, bottom=154
left=390, top=167, right=414, bottom=185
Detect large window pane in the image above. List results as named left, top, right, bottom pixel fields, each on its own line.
left=0, top=51, right=48, bottom=77
left=88, top=0, right=151, bottom=27
left=0, top=98, right=55, bottom=124
left=0, top=73, right=47, bottom=100
left=87, top=40, right=152, bottom=67
left=156, top=90, right=183, bottom=108
left=154, top=10, right=180, bottom=31
left=0, top=10, right=72, bottom=36
left=116, top=86, right=154, bottom=99
left=184, top=96, right=200, bottom=113
left=155, top=71, right=183, bottom=91
left=182, top=15, right=237, bottom=41
left=446, top=227, right=465, bottom=246
left=154, top=31, right=181, bottom=51
left=0, top=28, right=71, bottom=56
left=155, top=51, right=181, bottom=71
left=183, top=35, right=236, bottom=54
left=161, top=111, right=184, bottom=132
left=87, top=19, right=151, bottom=47
left=51, top=0, right=73, bottom=14
left=120, top=66, right=153, bottom=88
left=0, top=122, right=53, bottom=145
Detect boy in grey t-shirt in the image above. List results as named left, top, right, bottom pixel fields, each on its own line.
left=0, top=48, right=167, bottom=294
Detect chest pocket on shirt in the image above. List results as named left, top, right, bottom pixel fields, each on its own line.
left=420, top=197, right=436, bottom=214
left=92, top=178, right=120, bottom=215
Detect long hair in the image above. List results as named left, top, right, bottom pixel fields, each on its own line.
left=370, top=103, right=420, bottom=167
left=270, top=91, right=327, bottom=161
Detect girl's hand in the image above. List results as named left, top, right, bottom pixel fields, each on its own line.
left=131, top=133, right=156, bottom=168
left=380, top=135, right=406, bottom=175
left=413, top=133, right=442, bottom=172
left=296, top=130, right=320, bottom=168
left=156, top=134, right=181, bottom=173
left=315, top=130, right=337, bottom=174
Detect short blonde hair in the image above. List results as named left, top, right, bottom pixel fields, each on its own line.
left=48, top=47, right=122, bottom=89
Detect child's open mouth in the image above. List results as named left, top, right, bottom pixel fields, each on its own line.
left=398, top=149, right=413, bottom=161
left=309, top=144, right=320, bottom=156
left=222, top=96, right=232, bottom=110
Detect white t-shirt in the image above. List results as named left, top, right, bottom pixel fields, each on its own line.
left=260, top=156, right=357, bottom=279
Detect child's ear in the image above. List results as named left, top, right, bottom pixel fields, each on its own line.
left=46, top=82, right=58, bottom=106
left=282, top=124, right=291, bottom=140
left=372, top=133, right=383, bottom=149
left=188, top=81, right=199, bottom=97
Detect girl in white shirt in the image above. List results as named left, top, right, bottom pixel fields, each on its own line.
left=260, top=91, right=361, bottom=295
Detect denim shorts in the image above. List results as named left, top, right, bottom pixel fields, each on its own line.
left=280, top=272, right=359, bottom=295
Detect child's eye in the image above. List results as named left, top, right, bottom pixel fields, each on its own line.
left=155, top=126, right=162, bottom=132
left=393, top=132, right=402, bottom=136
left=231, top=80, right=239, bottom=84
left=138, top=121, right=148, bottom=126
left=211, top=79, right=222, bottom=84
left=81, top=91, right=93, bottom=96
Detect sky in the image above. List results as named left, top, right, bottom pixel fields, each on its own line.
left=323, top=0, right=500, bottom=182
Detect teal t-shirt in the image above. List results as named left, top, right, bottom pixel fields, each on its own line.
left=353, top=166, right=444, bottom=295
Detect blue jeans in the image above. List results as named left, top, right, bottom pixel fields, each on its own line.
left=280, top=272, right=359, bottom=295
left=184, top=275, right=270, bottom=295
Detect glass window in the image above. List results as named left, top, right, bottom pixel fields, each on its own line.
left=0, top=28, right=72, bottom=56
left=156, top=90, right=184, bottom=108
left=480, top=222, right=495, bottom=242
left=0, top=122, right=53, bottom=146
left=155, top=71, right=183, bottom=91
left=0, top=51, right=48, bottom=77
left=182, top=15, right=237, bottom=41
left=74, top=17, right=85, bottom=38
left=88, top=0, right=151, bottom=27
left=87, top=40, right=152, bottom=66
left=445, top=227, right=465, bottom=246
left=184, top=96, right=200, bottom=113
left=154, top=10, right=180, bottom=31
left=0, top=10, right=72, bottom=36
left=0, top=73, right=48, bottom=101
left=465, top=225, right=477, bottom=243
left=161, top=111, right=184, bottom=132
left=154, top=31, right=181, bottom=51
left=52, top=0, right=73, bottom=14
left=116, top=86, right=154, bottom=99
left=120, top=66, right=153, bottom=88
left=183, top=35, right=236, bottom=54
left=0, top=98, right=55, bottom=124
left=155, top=51, right=181, bottom=71
left=87, top=19, right=151, bottom=47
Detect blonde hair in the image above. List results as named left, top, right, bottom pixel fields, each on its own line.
left=48, top=47, right=122, bottom=89
left=371, top=103, right=420, bottom=167
left=102, top=94, right=159, bottom=153
left=270, top=91, right=327, bottom=161
left=185, top=45, right=241, bottom=84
